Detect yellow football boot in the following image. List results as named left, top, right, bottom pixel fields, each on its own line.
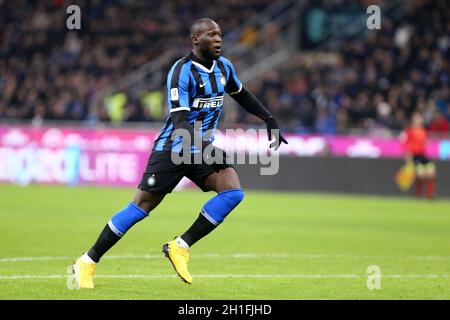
left=162, top=240, right=193, bottom=284
left=72, top=257, right=96, bottom=289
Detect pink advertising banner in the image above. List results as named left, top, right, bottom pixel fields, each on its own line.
left=0, top=125, right=448, bottom=187
left=0, top=126, right=157, bottom=187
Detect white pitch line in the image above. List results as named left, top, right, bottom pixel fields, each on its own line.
left=1, top=253, right=450, bottom=263
left=0, top=256, right=73, bottom=262
left=0, top=253, right=287, bottom=263
left=0, top=274, right=448, bottom=280
left=0, top=275, right=66, bottom=279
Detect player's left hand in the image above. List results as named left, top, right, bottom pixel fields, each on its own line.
left=266, top=117, right=288, bottom=151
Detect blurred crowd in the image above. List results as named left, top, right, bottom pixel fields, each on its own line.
left=238, top=0, right=450, bottom=135
left=1, top=0, right=449, bottom=136
left=0, top=0, right=273, bottom=124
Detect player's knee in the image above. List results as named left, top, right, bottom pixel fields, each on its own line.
left=132, top=190, right=166, bottom=213
left=131, top=199, right=152, bottom=214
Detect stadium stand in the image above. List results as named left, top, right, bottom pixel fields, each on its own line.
left=236, top=0, right=450, bottom=135
left=0, top=0, right=449, bottom=136
left=0, top=0, right=273, bottom=123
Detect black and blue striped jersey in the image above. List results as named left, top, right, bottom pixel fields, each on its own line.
left=152, top=52, right=242, bottom=153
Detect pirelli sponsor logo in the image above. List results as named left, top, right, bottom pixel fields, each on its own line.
left=193, top=96, right=224, bottom=109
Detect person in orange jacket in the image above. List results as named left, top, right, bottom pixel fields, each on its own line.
left=400, top=112, right=436, bottom=198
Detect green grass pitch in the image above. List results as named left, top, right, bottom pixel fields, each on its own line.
left=0, top=184, right=449, bottom=300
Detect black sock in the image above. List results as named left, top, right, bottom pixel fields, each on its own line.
left=87, top=224, right=121, bottom=263
left=181, top=213, right=217, bottom=247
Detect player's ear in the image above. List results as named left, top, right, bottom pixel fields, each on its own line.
left=192, top=35, right=199, bottom=46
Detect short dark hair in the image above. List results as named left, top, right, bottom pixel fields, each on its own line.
left=190, top=18, right=218, bottom=36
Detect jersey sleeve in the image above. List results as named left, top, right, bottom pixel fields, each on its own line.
left=167, top=60, right=191, bottom=113
left=221, top=58, right=243, bottom=95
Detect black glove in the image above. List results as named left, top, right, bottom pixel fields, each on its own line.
left=266, top=117, right=288, bottom=151
left=202, top=142, right=229, bottom=172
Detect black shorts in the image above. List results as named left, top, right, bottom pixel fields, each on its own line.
left=138, top=151, right=234, bottom=193
left=413, top=154, right=430, bottom=165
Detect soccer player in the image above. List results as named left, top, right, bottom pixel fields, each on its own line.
left=72, top=18, right=287, bottom=288
left=400, top=112, right=436, bottom=198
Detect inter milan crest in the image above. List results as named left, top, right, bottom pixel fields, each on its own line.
left=147, top=174, right=156, bottom=186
